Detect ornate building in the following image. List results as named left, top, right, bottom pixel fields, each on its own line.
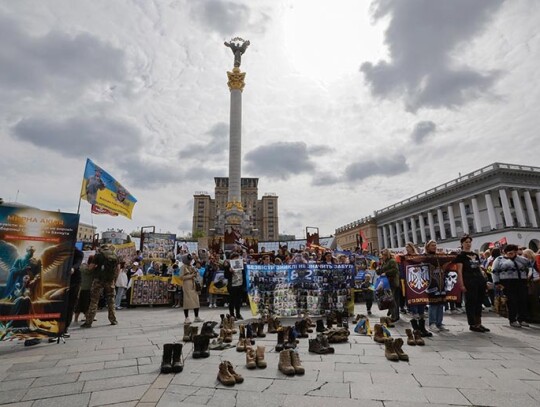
left=192, top=177, right=279, bottom=241
left=336, top=163, right=540, bottom=252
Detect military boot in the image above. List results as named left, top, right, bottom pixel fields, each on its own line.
left=217, top=361, right=236, bottom=386
left=317, top=333, right=335, bottom=353
left=285, top=326, right=298, bottom=349
left=246, top=346, right=257, bottom=369
left=393, top=338, right=409, bottom=361
left=278, top=349, right=295, bottom=376
left=405, top=329, right=416, bottom=346
left=381, top=316, right=395, bottom=328
left=290, top=350, right=305, bottom=375
left=160, top=343, right=173, bottom=374
left=295, top=320, right=309, bottom=338
left=225, top=361, right=244, bottom=383
left=413, top=330, right=425, bottom=346
left=182, top=323, right=193, bottom=342
left=193, top=335, right=210, bottom=359
left=256, top=345, right=267, bottom=368
left=200, top=321, right=218, bottom=338
left=236, top=324, right=247, bottom=352
left=223, top=328, right=233, bottom=343
left=171, top=343, right=184, bottom=373
left=246, top=323, right=256, bottom=345
left=219, top=314, right=225, bottom=328
left=267, top=316, right=276, bottom=334
left=418, top=319, right=432, bottom=337
left=384, top=338, right=399, bottom=361
left=256, top=320, right=266, bottom=338
left=373, top=324, right=386, bottom=343
left=275, top=329, right=285, bottom=352
left=316, top=319, right=325, bottom=333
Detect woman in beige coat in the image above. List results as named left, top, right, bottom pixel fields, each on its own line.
left=180, top=254, right=203, bottom=323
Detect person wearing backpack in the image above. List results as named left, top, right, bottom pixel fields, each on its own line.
left=81, top=244, right=119, bottom=328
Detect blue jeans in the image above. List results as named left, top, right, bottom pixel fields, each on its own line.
left=428, top=303, right=444, bottom=326
left=409, top=304, right=427, bottom=319
left=115, top=287, right=127, bottom=308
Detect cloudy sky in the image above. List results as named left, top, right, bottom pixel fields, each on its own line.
left=1, top=0, right=540, bottom=239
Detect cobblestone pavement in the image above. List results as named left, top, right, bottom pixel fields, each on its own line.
left=1, top=305, right=540, bottom=407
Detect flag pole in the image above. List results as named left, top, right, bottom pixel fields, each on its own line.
left=77, top=159, right=88, bottom=215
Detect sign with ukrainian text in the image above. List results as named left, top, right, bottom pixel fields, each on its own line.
left=81, top=158, right=137, bottom=219
left=0, top=205, right=79, bottom=341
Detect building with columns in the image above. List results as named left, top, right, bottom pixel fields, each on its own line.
left=336, top=163, right=540, bottom=253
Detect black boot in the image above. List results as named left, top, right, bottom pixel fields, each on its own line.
left=171, top=343, right=184, bottom=373
left=246, top=323, right=256, bottom=345
left=193, top=335, right=210, bottom=359
left=411, top=318, right=419, bottom=331
left=161, top=343, right=173, bottom=373
left=285, top=326, right=297, bottom=349
left=418, top=318, right=433, bottom=337
left=201, top=321, right=218, bottom=338
left=275, top=329, right=285, bottom=352
left=316, top=319, right=325, bottom=333
left=219, top=314, right=225, bottom=329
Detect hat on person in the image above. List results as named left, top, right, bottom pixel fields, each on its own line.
left=181, top=254, right=192, bottom=265
left=133, top=262, right=139, bottom=266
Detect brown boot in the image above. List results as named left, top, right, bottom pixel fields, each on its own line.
left=217, top=361, right=236, bottom=386
left=380, top=317, right=395, bottom=328
left=405, top=329, right=416, bottom=346
left=304, top=317, right=315, bottom=333
left=384, top=338, right=399, bottom=361
left=246, top=346, right=257, bottom=369
left=236, top=337, right=247, bottom=352
left=278, top=349, right=295, bottom=376
left=413, top=330, right=425, bottom=346
left=183, top=323, right=194, bottom=342
left=255, top=321, right=266, bottom=338
left=255, top=345, right=267, bottom=369
left=373, top=324, right=386, bottom=343
left=223, top=329, right=233, bottom=343
left=225, top=361, right=244, bottom=383
left=290, top=350, right=305, bottom=375
left=393, top=338, right=409, bottom=361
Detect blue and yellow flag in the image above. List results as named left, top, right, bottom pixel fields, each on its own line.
left=81, top=159, right=137, bottom=219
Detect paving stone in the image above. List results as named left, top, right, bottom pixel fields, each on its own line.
left=413, top=373, right=491, bottom=389
left=7, top=361, right=58, bottom=372
left=105, top=359, right=139, bottom=369
left=307, top=382, right=350, bottom=398
left=89, top=384, right=151, bottom=406
left=206, top=388, right=237, bottom=406
left=265, top=378, right=322, bottom=395
left=140, top=388, right=165, bottom=403
left=236, top=391, right=287, bottom=407
left=0, top=401, right=33, bottom=407
left=151, top=375, right=174, bottom=389
left=31, top=393, right=91, bottom=407
left=83, top=372, right=157, bottom=392
left=283, top=394, right=383, bottom=407
left=22, top=381, right=84, bottom=401
left=459, top=388, right=539, bottom=407
left=3, top=367, right=68, bottom=381
left=67, top=362, right=105, bottom=373
left=421, top=387, right=472, bottom=405
left=351, top=383, right=428, bottom=403
left=79, top=365, right=139, bottom=381
left=0, top=389, right=27, bottom=404
left=56, top=354, right=119, bottom=367
left=0, top=378, right=34, bottom=392
left=488, top=367, right=540, bottom=380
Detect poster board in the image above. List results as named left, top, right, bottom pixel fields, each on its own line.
left=130, top=275, right=171, bottom=305
left=0, top=206, right=79, bottom=341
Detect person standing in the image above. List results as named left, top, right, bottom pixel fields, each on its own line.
left=377, top=248, right=400, bottom=322
left=454, top=235, right=487, bottom=332
left=180, top=254, right=202, bottom=323
left=75, top=255, right=95, bottom=323
left=115, top=262, right=128, bottom=310
left=224, top=252, right=246, bottom=320
left=63, top=247, right=84, bottom=336
left=425, top=240, right=450, bottom=332
left=81, top=244, right=119, bottom=328
left=492, top=244, right=530, bottom=327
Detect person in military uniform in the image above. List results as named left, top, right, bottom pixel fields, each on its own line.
left=81, top=244, right=119, bottom=328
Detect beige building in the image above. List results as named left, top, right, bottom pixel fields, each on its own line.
left=335, top=216, right=379, bottom=252
left=193, top=177, right=279, bottom=241
left=77, top=222, right=97, bottom=243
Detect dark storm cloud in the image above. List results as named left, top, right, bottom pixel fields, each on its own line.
left=244, top=142, right=315, bottom=180
left=344, top=154, right=409, bottom=182
left=12, top=116, right=142, bottom=159
left=410, top=121, right=436, bottom=144
left=361, top=0, right=504, bottom=112
left=0, top=15, right=126, bottom=95
left=179, top=122, right=228, bottom=158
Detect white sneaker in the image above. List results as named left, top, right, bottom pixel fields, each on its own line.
left=429, top=323, right=440, bottom=332
left=184, top=317, right=191, bottom=324
left=193, top=316, right=204, bottom=323
left=520, top=321, right=530, bottom=327
left=438, top=325, right=450, bottom=332
left=510, top=321, right=521, bottom=328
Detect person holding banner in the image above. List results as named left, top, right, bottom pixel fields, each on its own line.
left=425, top=240, right=452, bottom=332
left=377, top=249, right=400, bottom=322
left=224, top=253, right=246, bottom=320
left=454, top=235, right=487, bottom=332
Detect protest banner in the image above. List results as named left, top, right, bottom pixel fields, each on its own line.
left=0, top=205, right=79, bottom=341
left=112, top=242, right=137, bottom=264
left=141, top=232, right=176, bottom=268
left=130, top=276, right=171, bottom=305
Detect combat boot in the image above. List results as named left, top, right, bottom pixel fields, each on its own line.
left=225, top=361, right=244, bottom=383
left=393, top=338, right=409, bottom=361
left=273, top=316, right=282, bottom=332
left=278, top=349, right=295, bottom=376
left=255, top=345, right=267, bottom=369
left=256, top=320, right=266, bottom=338
left=285, top=326, right=298, bottom=349
left=275, top=329, right=285, bottom=352
left=290, top=350, right=305, bottom=375
left=316, top=319, right=325, bottom=333
left=308, top=338, right=325, bottom=354
left=304, top=317, right=315, bottom=333
left=317, top=333, right=335, bottom=353
left=223, top=328, right=233, bottom=343
left=183, top=323, right=193, bottom=342
left=405, top=329, right=416, bottom=346
left=267, top=316, right=276, bottom=334
left=246, top=323, right=256, bottom=345
left=236, top=324, right=247, bottom=352
left=171, top=343, right=184, bottom=373
left=160, top=343, right=173, bottom=374
left=200, top=321, right=218, bottom=338
left=193, top=335, right=210, bottom=359
left=373, top=324, right=386, bottom=343
left=217, top=361, right=236, bottom=386
left=384, top=338, right=399, bottom=361
left=413, top=330, right=425, bottom=346
left=246, top=346, right=257, bottom=369
left=326, top=312, right=335, bottom=329
left=381, top=316, right=395, bottom=328
left=219, top=314, right=225, bottom=328
left=295, top=320, right=309, bottom=338
left=336, top=311, right=343, bottom=327
left=418, top=318, right=432, bottom=337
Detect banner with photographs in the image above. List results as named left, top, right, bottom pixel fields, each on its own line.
left=246, top=264, right=354, bottom=317
left=402, top=254, right=461, bottom=306
left=130, top=276, right=171, bottom=305
left=0, top=205, right=79, bottom=341
left=112, top=242, right=137, bottom=264
left=141, top=232, right=176, bottom=266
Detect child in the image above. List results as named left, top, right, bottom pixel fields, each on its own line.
left=360, top=274, right=375, bottom=315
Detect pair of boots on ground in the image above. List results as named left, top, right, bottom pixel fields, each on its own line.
left=315, top=311, right=349, bottom=333
left=275, top=326, right=298, bottom=351
left=236, top=324, right=256, bottom=352
left=182, top=327, right=212, bottom=359
left=308, top=333, right=335, bottom=354
left=246, top=345, right=267, bottom=369
left=217, top=361, right=244, bottom=386
left=183, top=321, right=218, bottom=342
left=278, top=349, right=304, bottom=376
left=384, top=338, right=409, bottom=361
left=161, top=343, right=184, bottom=373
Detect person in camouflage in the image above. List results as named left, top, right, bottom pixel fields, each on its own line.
left=81, top=244, right=119, bottom=328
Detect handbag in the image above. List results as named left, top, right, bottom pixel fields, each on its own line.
left=376, top=289, right=394, bottom=310
left=195, top=279, right=202, bottom=294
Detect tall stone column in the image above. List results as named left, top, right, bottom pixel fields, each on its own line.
left=511, top=189, right=526, bottom=227
left=499, top=189, right=513, bottom=227
left=485, top=193, right=497, bottom=230
left=402, top=219, right=410, bottom=244
left=427, top=211, right=436, bottom=241
left=459, top=201, right=469, bottom=234
left=410, top=216, right=418, bottom=245
left=395, top=222, right=403, bottom=248
left=524, top=190, right=538, bottom=227
left=418, top=214, right=427, bottom=244
left=447, top=204, right=457, bottom=237
left=471, top=197, right=482, bottom=233
left=437, top=208, right=446, bottom=240
left=227, top=68, right=246, bottom=204
left=382, top=225, right=389, bottom=249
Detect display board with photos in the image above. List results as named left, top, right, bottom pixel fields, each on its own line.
left=246, top=263, right=354, bottom=317
left=130, top=276, right=171, bottom=305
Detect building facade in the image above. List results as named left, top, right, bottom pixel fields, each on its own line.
left=192, top=177, right=279, bottom=241
left=335, top=216, right=379, bottom=252
left=77, top=222, right=97, bottom=243
left=336, top=163, right=540, bottom=252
